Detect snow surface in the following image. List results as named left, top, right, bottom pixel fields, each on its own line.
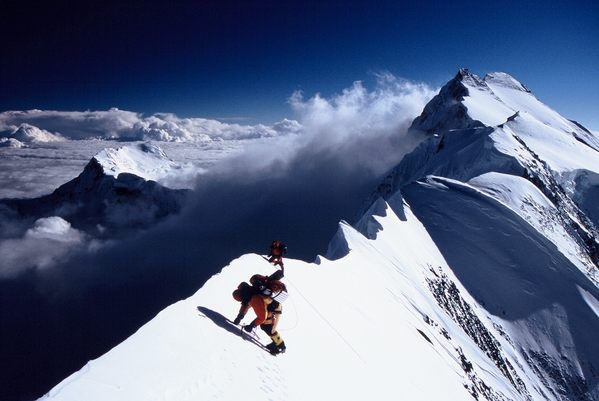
left=461, top=81, right=514, bottom=127
left=468, top=172, right=596, bottom=279
left=379, top=69, right=599, bottom=287
left=43, top=187, right=599, bottom=400
left=403, top=176, right=599, bottom=400
left=493, top=112, right=599, bottom=175
left=92, top=142, right=202, bottom=189
left=42, top=202, right=529, bottom=401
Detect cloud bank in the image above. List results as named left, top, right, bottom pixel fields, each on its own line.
left=0, top=73, right=437, bottom=400
left=0, top=108, right=302, bottom=143
left=0, top=216, right=88, bottom=278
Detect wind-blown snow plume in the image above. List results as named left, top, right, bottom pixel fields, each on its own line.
left=217, top=73, right=436, bottom=176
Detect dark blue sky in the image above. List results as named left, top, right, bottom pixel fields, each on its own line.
left=2, top=0, right=598, bottom=128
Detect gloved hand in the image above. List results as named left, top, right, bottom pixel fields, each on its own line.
left=233, top=314, right=243, bottom=325
left=243, top=322, right=257, bottom=332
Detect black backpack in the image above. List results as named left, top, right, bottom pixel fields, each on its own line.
left=232, top=281, right=255, bottom=304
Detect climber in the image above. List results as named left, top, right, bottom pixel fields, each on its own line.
left=232, top=273, right=288, bottom=355
left=268, top=240, right=287, bottom=272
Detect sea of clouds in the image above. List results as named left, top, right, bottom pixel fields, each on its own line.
left=0, top=108, right=302, bottom=143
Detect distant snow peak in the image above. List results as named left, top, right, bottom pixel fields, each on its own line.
left=0, top=142, right=191, bottom=238
left=410, top=68, right=596, bottom=149
left=12, top=123, right=64, bottom=142
left=1, top=123, right=64, bottom=143
left=93, top=142, right=181, bottom=182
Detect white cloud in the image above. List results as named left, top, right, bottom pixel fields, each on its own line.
left=222, top=72, right=437, bottom=177
left=0, top=73, right=431, bottom=148
left=289, top=72, right=435, bottom=143
left=0, top=108, right=301, bottom=143
left=11, top=123, right=64, bottom=143
left=0, top=73, right=437, bottom=278
left=0, top=216, right=88, bottom=277
left=25, top=216, right=85, bottom=241
left=0, top=137, right=26, bottom=148
left=0, top=122, right=64, bottom=144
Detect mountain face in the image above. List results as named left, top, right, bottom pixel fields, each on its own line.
left=0, top=142, right=189, bottom=236
left=375, top=69, right=599, bottom=284
left=41, top=71, right=599, bottom=401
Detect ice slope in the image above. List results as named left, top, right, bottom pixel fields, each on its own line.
left=42, top=201, right=543, bottom=401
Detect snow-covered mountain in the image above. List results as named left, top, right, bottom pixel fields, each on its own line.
left=40, top=70, right=599, bottom=401
left=375, top=69, right=599, bottom=284
left=0, top=142, right=189, bottom=235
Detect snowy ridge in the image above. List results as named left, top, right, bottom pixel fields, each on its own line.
left=401, top=177, right=599, bottom=400
left=39, top=70, right=599, bottom=401
left=411, top=69, right=599, bottom=151
left=356, top=69, right=599, bottom=399
left=43, top=191, right=599, bottom=400
left=372, top=70, right=599, bottom=284
left=43, top=201, right=542, bottom=401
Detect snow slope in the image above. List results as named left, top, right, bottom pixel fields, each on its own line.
left=468, top=172, right=596, bottom=279
left=377, top=69, right=599, bottom=284
left=43, top=201, right=537, bottom=401
left=402, top=177, right=599, bottom=400
left=411, top=69, right=599, bottom=152
left=93, top=142, right=201, bottom=188
left=39, top=70, right=599, bottom=401
left=42, top=189, right=599, bottom=400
